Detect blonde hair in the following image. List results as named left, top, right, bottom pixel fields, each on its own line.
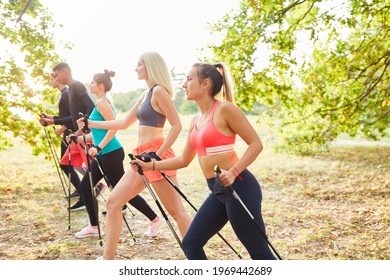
left=140, top=52, right=175, bottom=99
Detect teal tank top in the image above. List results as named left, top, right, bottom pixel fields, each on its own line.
left=89, top=98, right=122, bottom=155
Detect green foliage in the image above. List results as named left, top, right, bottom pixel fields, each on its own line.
left=208, top=0, right=390, bottom=154
left=0, top=0, right=63, bottom=155
left=111, top=88, right=145, bottom=112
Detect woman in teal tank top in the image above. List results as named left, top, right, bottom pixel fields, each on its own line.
left=73, top=70, right=165, bottom=240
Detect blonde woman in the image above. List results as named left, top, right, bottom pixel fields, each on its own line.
left=79, top=52, right=191, bottom=259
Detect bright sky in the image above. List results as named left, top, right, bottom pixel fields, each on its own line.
left=40, top=0, right=240, bottom=92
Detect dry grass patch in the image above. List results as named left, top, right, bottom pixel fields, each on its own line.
left=0, top=130, right=388, bottom=260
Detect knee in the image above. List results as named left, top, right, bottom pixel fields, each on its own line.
left=105, top=195, right=121, bottom=212
left=166, top=207, right=188, bottom=223
left=182, top=234, right=193, bottom=251
left=182, top=234, right=204, bottom=259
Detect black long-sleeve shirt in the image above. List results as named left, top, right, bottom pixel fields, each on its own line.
left=54, top=80, right=94, bottom=132
left=53, top=87, right=73, bottom=130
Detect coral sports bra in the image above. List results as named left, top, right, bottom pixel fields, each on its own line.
left=190, top=100, right=236, bottom=156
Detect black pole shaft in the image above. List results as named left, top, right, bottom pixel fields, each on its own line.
left=159, top=170, right=242, bottom=259
left=227, top=186, right=283, bottom=260
left=129, top=154, right=185, bottom=254
left=90, top=155, right=136, bottom=242
left=140, top=174, right=185, bottom=253
left=43, top=126, right=67, bottom=197
left=81, top=135, right=103, bottom=247
left=67, top=143, right=72, bottom=230
left=214, top=165, right=283, bottom=260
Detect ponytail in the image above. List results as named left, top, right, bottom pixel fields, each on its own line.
left=214, top=63, right=235, bottom=103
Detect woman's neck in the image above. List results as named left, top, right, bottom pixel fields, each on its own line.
left=146, top=80, right=154, bottom=89
left=95, top=92, right=106, bottom=99
left=197, top=98, right=216, bottom=115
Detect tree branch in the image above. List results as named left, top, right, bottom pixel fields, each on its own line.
left=16, top=0, right=33, bottom=23
left=277, top=0, right=308, bottom=19
left=359, top=54, right=390, bottom=102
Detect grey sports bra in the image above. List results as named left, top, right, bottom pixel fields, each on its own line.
left=137, top=85, right=166, bottom=128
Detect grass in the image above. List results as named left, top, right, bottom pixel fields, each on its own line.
left=0, top=115, right=389, bottom=260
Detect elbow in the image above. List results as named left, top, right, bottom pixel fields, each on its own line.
left=258, top=140, right=263, bottom=153
left=116, top=120, right=128, bottom=130
left=252, top=140, right=263, bottom=156
left=173, top=123, right=182, bottom=135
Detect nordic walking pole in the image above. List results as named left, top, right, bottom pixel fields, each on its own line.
left=88, top=154, right=137, bottom=242
left=40, top=113, right=66, bottom=197
left=79, top=113, right=103, bottom=247
left=214, top=165, right=283, bottom=260
left=159, top=170, right=242, bottom=259
left=90, top=155, right=135, bottom=217
left=129, top=153, right=185, bottom=254
left=138, top=152, right=242, bottom=259
left=41, top=122, right=67, bottom=197
left=66, top=131, right=73, bottom=230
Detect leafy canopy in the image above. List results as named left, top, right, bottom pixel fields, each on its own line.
left=0, top=0, right=63, bottom=155
left=209, top=0, right=390, bottom=154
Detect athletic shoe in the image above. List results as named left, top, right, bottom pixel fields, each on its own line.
left=96, top=256, right=106, bottom=260
left=68, top=200, right=86, bottom=211
left=75, top=225, right=104, bottom=239
left=102, top=205, right=127, bottom=216
left=95, top=182, right=107, bottom=198
left=144, top=216, right=166, bottom=237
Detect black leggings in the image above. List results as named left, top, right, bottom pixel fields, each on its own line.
left=182, top=169, right=276, bottom=260
left=60, top=164, right=81, bottom=198
left=60, top=136, right=82, bottom=198
left=79, top=147, right=157, bottom=226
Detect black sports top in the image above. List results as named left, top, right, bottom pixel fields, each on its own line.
left=137, top=85, right=166, bottom=128
left=53, top=87, right=73, bottom=130
left=52, top=81, right=94, bottom=132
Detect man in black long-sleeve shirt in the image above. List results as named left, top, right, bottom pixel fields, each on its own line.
left=40, top=73, right=82, bottom=200
left=44, top=62, right=97, bottom=211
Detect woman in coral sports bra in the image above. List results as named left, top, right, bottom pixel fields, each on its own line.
left=133, top=62, right=276, bottom=260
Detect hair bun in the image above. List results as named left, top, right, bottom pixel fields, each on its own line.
left=104, top=69, right=115, bottom=78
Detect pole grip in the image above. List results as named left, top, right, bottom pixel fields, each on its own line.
left=78, top=112, right=90, bottom=133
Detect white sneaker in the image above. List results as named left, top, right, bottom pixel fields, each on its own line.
left=96, top=256, right=106, bottom=260
left=75, top=225, right=104, bottom=239
left=144, top=216, right=166, bottom=237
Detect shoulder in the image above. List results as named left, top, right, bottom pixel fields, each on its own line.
left=96, top=98, right=111, bottom=110
left=218, top=101, right=239, bottom=113
left=216, top=101, right=243, bottom=119
left=152, top=85, right=169, bottom=98
left=70, top=81, right=87, bottom=93
left=71, top=80, right=85, bottom=88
